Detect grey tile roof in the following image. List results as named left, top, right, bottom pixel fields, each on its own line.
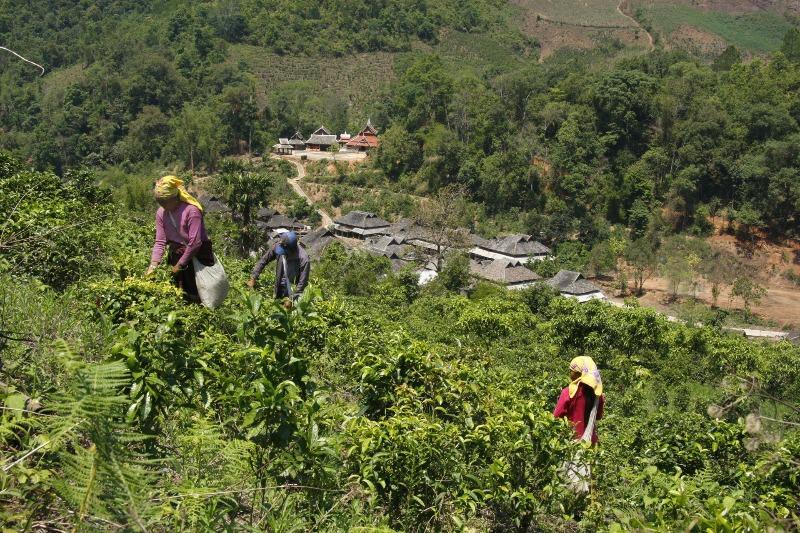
left=302, top=227, right=337, bottom=259
left=288, top=134, right=306, bottom=147
left=546, top=270, right=582, bottom=290
left=546, top=270, right=601, bottom=295
left=563, top=279, right=603, bottom=295
left=335, top=210, right=390, bottom=229
left=198, top=195, right=230, bottom=213
left=306, top=134, right=337, bottom=146
left=311, top=125, right=331, bottom=136
left=470, top=259, right=541, bottom=285
left=364, top=235, right=413, bottom=261
left=261, top=214, right=306, bottom=230
left=478, top=234, right=551, bottom=256
left=256, top=206, right=277, bottom=221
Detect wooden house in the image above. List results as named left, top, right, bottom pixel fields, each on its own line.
left=302, top=227, right=338, bottom=259
left=470, top=259, right=541, bottom=290
left=546, top=270, right=606, bottom=303
left=273, top=138, right=293, bottom=155
left=288, top=131, right=306, bottom=151
left=470, top=234, right=551, bottom=264
left=305, top=126, right=338, bottom=151
left=333, top=210, right=391, bottom=239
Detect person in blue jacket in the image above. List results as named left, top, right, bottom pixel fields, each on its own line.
left=247, top=231, right=310, bottom=300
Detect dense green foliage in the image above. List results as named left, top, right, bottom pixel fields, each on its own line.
left=3, top=2, right=799, bottom=242
left=1, top=155, right=799, bottom=530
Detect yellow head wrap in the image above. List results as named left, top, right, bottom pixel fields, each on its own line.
left=568, top=356, right=602, bottom=398
left=154, top=175, right=203, bottom=213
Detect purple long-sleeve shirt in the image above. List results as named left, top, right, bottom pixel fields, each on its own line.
left=150, top=204, right=209, bottom=267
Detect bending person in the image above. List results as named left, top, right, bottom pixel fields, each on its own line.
left=553, top=356, right=605, bottom=445
left=247, top=231, right=310, bottom=301
left=147, top=175, right=214, bottom=302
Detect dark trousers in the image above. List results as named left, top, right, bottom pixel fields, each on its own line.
left=167, top=240, right=214, bottom=300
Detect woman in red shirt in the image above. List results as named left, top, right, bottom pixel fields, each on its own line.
left=553, top=356, right=605, bottom=445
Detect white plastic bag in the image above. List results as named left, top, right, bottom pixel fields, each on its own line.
left=193, top=254, right=229, bottom=309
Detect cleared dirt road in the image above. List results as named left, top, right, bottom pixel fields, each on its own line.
left=272, top=155, right=333, bottom=228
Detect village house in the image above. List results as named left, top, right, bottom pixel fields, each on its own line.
left=364, top=234, right=438, bottom=284
left=302, top=226, right=338, bottom=259
left=470, top=259, right=541, bottom=290
left=272, top=138, right=293, bottom=155
left=345, top=119, right=379, bottom=152
left=470, top=234, right=551, bottom=264
left=365, top=235, right=412, bottom=259
left=305, top=126, right=338, bottom=151
left=253, top=209, right=309, bottom=238
left=256, top=206, right=277, bottom=221
left=333, top=210, right=391, bottom=239
left=287, top=131, right=306, bottom=151
left=546, top=270, right=606, bottom=303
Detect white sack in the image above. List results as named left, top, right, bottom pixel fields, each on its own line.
left=193, top=254, right=229, bottom=309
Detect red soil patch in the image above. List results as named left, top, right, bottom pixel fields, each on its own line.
left=518, top=14, right=647, bottom=59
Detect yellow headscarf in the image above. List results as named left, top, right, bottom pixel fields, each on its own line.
left=154, top=175, right=203, bottom=212
left=568, top=356, right=603, bottom=398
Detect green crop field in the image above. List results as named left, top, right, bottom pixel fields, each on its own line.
left=516, top=0, right=636, bottom=27
left=417, top=29, right=533, bottom=74
left=639, top=5, right=793, bottom=53
left=227, top=44, right=398, bottom=109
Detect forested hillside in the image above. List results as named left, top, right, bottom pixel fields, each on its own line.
left=2, top=1, right=799, bottom=241
left=1, top=151, right=799, bottom=530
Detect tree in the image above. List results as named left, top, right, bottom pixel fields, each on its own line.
left=170, top=103, right=226, bottom=172
left=730, top=277, right=766, bottom=318
left=625, top=238, right=656, bottom=295
left=437, top=253, right=471, bottom=292
left=700, top=249, right=738, bottom=308
left=394, top=54, right=453, bottom=130
left=412, top=185, right=470, bottom=272
left=220, top=84, right=259, bottom=154
left=628, top=199, right=651, bottom=239
left=780, top=28, right=800, bottom=63
left=215, top=160, right=272, bottom=227
left=374, top=124, right=422, bottom=180
left=712, top=46, right=741, bottom=72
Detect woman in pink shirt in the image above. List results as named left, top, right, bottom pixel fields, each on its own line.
left=146, top=176, right=214, bottom=302
left=553, top=356, right=605, bottom=445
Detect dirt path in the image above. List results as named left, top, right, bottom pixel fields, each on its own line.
left=617, top=0, right=654, bottom=49
left=272, top=155, right=333, bottom=228
left=606, top=296, right=790, bottom=340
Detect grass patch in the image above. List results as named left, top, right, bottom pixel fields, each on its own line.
left=640, top=6, right=793, bottom=53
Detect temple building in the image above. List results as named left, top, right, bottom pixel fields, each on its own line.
left=345, top=119, right=379, bottom=151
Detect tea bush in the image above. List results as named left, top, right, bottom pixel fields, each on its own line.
left=1, top=155, right=798, bottom=530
